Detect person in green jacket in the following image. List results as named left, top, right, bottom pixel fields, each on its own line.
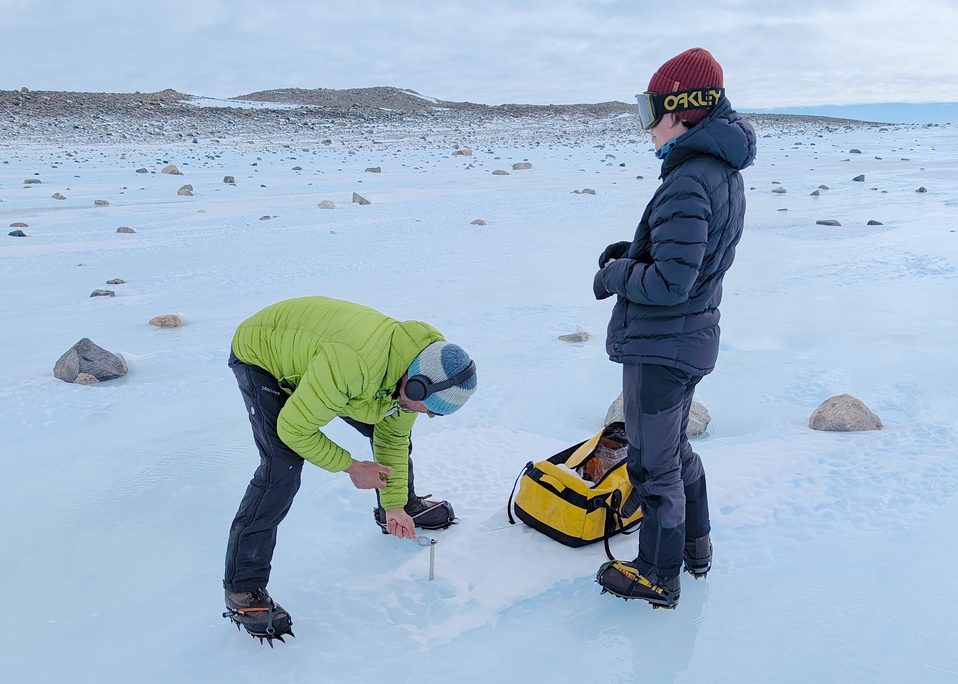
left=222, top=296, right=477, bottom=643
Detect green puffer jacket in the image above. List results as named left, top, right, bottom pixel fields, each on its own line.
left=231, top=296, right=444, bottom=509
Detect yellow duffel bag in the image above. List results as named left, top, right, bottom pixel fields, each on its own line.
left=507, top=422, right=642, bottom=558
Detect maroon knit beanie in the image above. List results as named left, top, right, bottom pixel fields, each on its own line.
left=647, top=47, right=724, bottom=125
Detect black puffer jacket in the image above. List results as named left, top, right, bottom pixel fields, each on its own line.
left=596, top=98, right=756, bottom=375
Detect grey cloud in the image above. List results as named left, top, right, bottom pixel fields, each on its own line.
left=0, top=0, right=955, bottom=106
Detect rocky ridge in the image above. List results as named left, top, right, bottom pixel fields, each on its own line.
left=0, top=85, right=914, bottom=145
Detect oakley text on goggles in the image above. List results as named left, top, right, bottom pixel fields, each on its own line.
left=634, top=88, right=725, bottom=130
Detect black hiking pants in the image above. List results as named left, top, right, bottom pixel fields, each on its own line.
left=223, top=352, right=415, bottom=593
left=622, top=363, right=710, bottom=582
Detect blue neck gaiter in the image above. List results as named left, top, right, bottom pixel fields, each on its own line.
left=655, top=127, right=694, bottom=160
left=655, top=139, right=676, bottom=160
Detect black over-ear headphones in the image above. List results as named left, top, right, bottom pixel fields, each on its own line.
left=404, top=360, right=476, bottom=402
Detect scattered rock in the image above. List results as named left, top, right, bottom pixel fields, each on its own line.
left=291, top=166, right=302, bottom=171
left=470, top=218, right=486, bottom=225
left=849, top=148, right=862, bottom=154
left=558, top=328, right=589, bottom=343
left=23, top=178, right=42, bottom=184
left=116, top=226, right=136, bottom=234
left=161, top=165, right=182, bottom=175
left=223, top=175, right=236, bottom=184
left=492, top=170, right=509, bottom=176
left=810, top=189, right=820, bottom=196
left=318, top=200, right=336, bottom=209
left=916, top=186, right=927, bottom=193
left=9, top=222, right=28, bottom=228
left=605, top=393, right=710, bottom=436
left=322, top=139, right=332, bottom=145
left=52, top=192, right=66, bottom=200
left=149, top=314, right=183, bottom=328
left=177, top=184, right=193, bottom=196
left=53, top=338, right=128, bottom=384
left=816, top=219, right=842, bottom=226
left=852, top=174, right=865, bottom=182
left=772, top=187, right=787, bottom=194
left=135, top=167, right=149, bottom=173
left=106, top=278, right=125, bottom=285
left=808, top=394, right=882, bottom=432
left=365, top=166, right=381, bottom=173
left=867, top=220, right=884, bottom=226
left=685, top=402, right=712, bottom=436
left=819, top=185, right=830, bottom=190
left=94, top=199, right=109, bottom=206
left=8, top=229, right=27, bottom=237
left=352, top=192, right=371, bottom=205
left=512, top=162, right=532, bottom=170
left=452, top=149, right=473, bottom=156
left=259, top=215, right=271, bottom=221
left=90, top=289, right=115, bottom=297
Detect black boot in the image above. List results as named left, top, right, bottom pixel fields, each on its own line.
left=374, top=496, right=456, bottom=532
left=684, top=534, right=712, bottom=578
left=223, top=588, right=294, bottom=645
left=596, top=560, right=680, bottom=608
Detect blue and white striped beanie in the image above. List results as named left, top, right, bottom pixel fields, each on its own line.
left=407, top=342, right=477, bottom=415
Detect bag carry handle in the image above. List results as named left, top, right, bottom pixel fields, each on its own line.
left=506, top=461, right=534, bottom=524
left=601, top=491, right=622, bottom=561
left=599, top=490, right=640, bottom=561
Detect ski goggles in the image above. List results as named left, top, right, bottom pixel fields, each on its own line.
left=634, top=87, right=725, bottom=129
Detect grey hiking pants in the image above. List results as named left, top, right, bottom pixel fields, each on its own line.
left=623, top=363, right=711, bottom=582
left=223, top=352, right=415, bottom=593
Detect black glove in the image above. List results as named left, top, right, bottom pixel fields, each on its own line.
left=593, top=268, right=612, bottom=300
left=598, top=240, right=631, bottom=268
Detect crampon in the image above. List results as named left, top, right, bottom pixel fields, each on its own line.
left=374, top=495, right=458, bottom=533
left=595, top=560, right=680, bottom=609
left=223, top=589, right=295, bottom=647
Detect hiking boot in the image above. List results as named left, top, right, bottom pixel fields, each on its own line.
left=223, top=588, right=294, bottom=645
left=684, top=534, right=712, bottom=579
left=374, top=496, right=456, bottom=533
left=596, top=560, right=680, bottom=608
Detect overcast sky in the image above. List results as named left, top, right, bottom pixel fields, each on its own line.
left=2, top=0, right=957, bottom=107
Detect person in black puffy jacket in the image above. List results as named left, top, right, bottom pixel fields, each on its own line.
left=594, top=47, right=756, bottom=608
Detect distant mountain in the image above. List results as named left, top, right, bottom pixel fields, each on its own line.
left=231, top=85, right=633, bottom=117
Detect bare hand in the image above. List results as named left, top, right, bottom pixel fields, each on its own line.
left=344, top=459, right=393, bottom=490
left=384, top=507, right=417, bottom=540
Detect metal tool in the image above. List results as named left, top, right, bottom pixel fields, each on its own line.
left=415, top=535, right=438, bottom=580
